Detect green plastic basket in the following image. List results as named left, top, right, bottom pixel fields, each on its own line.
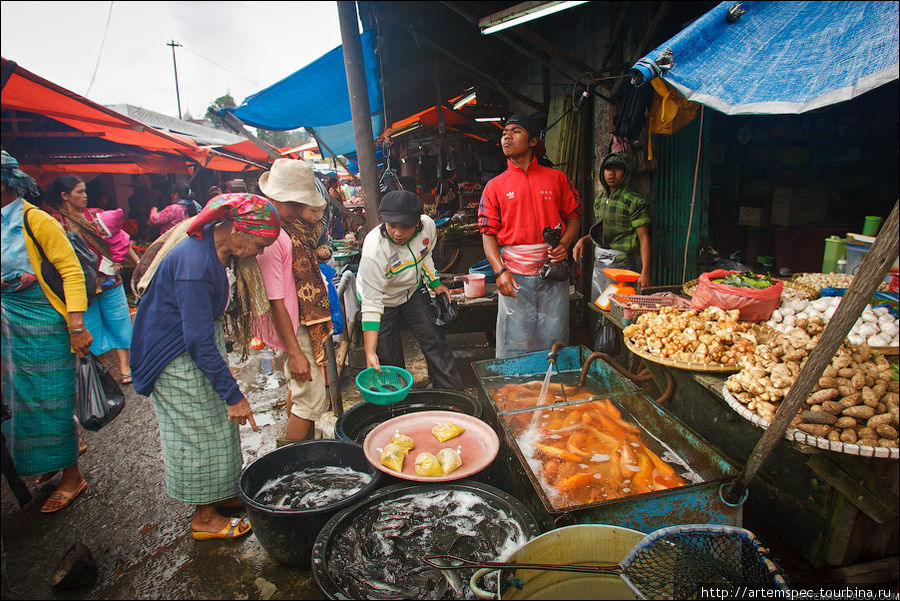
left=355, top=366, right=413, bottom=405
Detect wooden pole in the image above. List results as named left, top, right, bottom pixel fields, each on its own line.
left=337, top=1, right=381, bottom=233
left=724, top=200, right=900, bottom=503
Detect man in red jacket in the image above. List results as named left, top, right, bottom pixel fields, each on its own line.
left=478, top=114, right=581, bottom=358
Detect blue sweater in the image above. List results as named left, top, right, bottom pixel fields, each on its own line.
left=130, top=225, right=242, bottom=405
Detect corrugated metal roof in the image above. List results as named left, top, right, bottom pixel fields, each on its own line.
left=106, top=104, right=245, bottom=146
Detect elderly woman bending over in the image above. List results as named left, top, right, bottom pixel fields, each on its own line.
left=130, top=194, right=280, bottom=540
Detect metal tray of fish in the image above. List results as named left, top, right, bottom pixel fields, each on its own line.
left=473, top=346, right=640, bottom=415
left=311, top=481, right=541, bottom=600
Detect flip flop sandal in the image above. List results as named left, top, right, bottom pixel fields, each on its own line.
left=120, top=373, right=132, bottom=385
left=191, top=517, right=252, bottom=541
left=40, top=480, right=87, bottom=514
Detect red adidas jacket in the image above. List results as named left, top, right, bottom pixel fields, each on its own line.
left=477, top=157, right=581, bottom=246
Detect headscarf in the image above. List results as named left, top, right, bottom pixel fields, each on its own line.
left=187, top=193, right=280, bottom=240
left=1, top=150, right=41, bottom=199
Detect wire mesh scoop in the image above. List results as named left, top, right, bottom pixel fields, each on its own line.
left=424, top=524, right=788, bottom=600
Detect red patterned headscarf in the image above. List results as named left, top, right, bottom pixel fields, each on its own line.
left=187, top=193, right=280, bottom=240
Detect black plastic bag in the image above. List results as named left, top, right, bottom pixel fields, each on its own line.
left=431, top=291, right=459, bottom=326
left=76, top=354, right=125, bottom=432
left=540, top=224, right=570, bottom=281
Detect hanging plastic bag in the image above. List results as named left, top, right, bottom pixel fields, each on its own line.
left=690, top=269, right=783, bottom=321
left=431, top=290, right=458, bottom=326
left=76, top=354, right=126, bottom=432
left=539, top=224, right=570, bottom=281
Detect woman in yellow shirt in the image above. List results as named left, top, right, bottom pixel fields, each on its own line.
left=1, top=151, right=93, bottom=513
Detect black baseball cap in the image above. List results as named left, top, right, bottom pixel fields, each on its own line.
left=505, top=114, right=541, bottom=139
left=379, top=190, right=423, bottom=226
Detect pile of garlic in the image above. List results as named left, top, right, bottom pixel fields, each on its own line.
left=766, top=296, right=899, bottom=347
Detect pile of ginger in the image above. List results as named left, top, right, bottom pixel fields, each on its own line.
left=726, top=324, right=899, bottom=449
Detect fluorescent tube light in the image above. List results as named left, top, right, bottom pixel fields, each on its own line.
left=452, top=91, right=477, bottom=110
left=475, top=117, right=503, bottom=122
left=480, top=1, right=589, bottom=35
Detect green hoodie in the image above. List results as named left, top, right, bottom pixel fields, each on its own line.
left=593, top=152, right=649, bottom=252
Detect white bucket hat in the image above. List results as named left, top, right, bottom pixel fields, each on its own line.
left=258, top=158, right=326, bottom=207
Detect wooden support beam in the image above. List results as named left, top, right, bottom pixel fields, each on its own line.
left=612, top=2, right=672, bottom=98
left=220, top=110, right=281, bottom=160
left=382, top=2, right=543, bottom=111
left=513, top=26, right=596, bottom=78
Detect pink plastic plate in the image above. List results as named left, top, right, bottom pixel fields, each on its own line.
left=363, top=410, right=500, bottom=482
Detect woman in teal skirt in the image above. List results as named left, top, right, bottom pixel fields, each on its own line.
left=1, top=151, right=94, bottom=513
left=130, top=194, right=279, bottom=540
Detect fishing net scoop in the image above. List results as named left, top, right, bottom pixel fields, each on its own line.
left=424, top=524, right=788, bottom=600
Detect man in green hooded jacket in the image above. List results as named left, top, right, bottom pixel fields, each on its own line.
left=574, top=151, right=651, bottom=297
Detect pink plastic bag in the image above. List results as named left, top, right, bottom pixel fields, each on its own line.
left=690, top=269, right=783, bottom=322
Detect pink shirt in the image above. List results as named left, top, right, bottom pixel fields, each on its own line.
left=255, top=231, right=299, bottom=352
left=149, top=204, right=190, bottom=234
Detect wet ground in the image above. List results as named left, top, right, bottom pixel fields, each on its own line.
left=1, top=329, right=494, bottom=600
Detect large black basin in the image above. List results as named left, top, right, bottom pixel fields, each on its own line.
left=335, top=388, right=483, bottom=444
left=236, top=440, right=384, bottom=567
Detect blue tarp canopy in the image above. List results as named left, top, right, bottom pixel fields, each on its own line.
left=631, top=1, right=899, bottom=115
left=226, top=29, right=383, bottom=159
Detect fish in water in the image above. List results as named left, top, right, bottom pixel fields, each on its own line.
left=325, top=489, right=528, bottom=600
left=253, top=466, right=371, bottom=510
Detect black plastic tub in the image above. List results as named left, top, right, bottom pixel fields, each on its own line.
left=311, top=480, right=542, bottom=599
left=335, top=388, right=483, bottom=444
left=237, top=440, right=384, bottom=567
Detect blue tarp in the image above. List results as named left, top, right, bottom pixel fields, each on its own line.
left=227, top=29, right=383, bottom=157
left=632, top=1, right=899, bottom=114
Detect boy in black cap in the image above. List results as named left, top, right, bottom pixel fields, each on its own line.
left=477, top=114, right=581, bottom=358
left=357, top=190, right=463, bottom=389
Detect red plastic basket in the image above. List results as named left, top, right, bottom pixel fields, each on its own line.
left=611, top=294, right=692, bottom=325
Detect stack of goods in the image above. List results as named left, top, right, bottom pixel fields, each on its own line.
left=765, top=297, right=899, bottom=347
left=725, top=323, right=899, bottom=449
left=623, top=306, right=758, bottom=366
left=793, top=272, right=891, bottom=292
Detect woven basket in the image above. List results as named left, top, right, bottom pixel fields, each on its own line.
left=722, top=385, right=898, bottom=459
left=623, top=337, right=741, bottom=373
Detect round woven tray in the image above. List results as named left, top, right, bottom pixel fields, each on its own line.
left=683, top=278, right=817, bottom=300
left=721, top=385, right=898, bottom=459
left=624, top=337, right=741, bottom=373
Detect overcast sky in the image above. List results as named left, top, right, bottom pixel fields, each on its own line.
left=1, top=1, right=345, bottom=120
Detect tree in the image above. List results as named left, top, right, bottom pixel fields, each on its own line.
left=205, top=93, right=236, bottom=130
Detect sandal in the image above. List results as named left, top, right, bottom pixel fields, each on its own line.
left=191, top=517, right=252, bottom=541
left=120, top=372, right=132, bottom=385
left=40, top=480, right=87, bottom=513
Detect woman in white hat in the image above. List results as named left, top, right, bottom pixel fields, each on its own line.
left=255, top=159, right=333, bottom=443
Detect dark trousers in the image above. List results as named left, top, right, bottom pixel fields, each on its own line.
left=376, top=287, right=464, bottom=390
left=1, top=432, right=32, bottom=508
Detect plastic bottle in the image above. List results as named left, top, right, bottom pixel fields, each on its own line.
left=835, top=259, right=847, bottom=274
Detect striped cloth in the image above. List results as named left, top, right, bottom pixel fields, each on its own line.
left=150, top=320, right=242, bottom=505
left=1, top=284, right=78, bottom=476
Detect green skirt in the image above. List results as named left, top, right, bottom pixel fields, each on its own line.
left=150, top=321, right=242, bottom=505
left=1, top=284, right=78, bottom=476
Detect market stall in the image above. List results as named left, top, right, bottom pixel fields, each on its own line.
left=587, top=208, right=899, bottom=577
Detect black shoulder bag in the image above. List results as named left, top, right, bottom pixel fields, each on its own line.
left=22, top=207, right=99, bottom=304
